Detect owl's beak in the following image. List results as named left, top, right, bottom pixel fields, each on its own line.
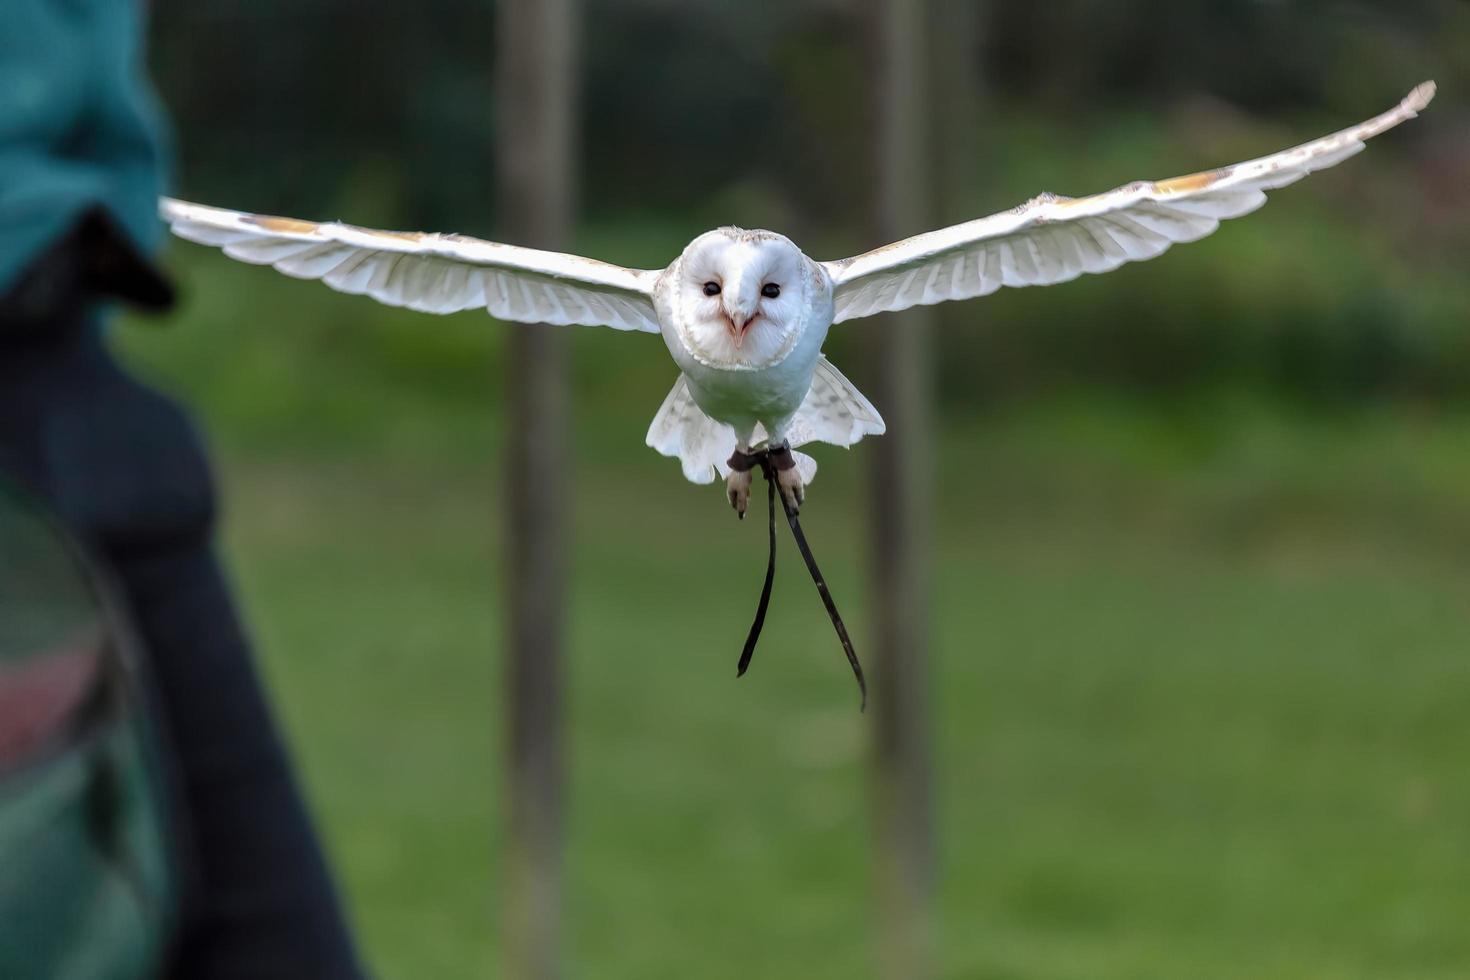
left=724, top=308, right=757, bottom=349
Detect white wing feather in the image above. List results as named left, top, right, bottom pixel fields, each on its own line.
left=159, top=198, right=662, bottom=332
left=824, top=82, right=1435, bottom=324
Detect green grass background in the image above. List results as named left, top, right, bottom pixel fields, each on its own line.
left=112, top=238, right=1470, bottom=979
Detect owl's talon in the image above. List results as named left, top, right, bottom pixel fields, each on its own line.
left=727, top=469, right=752, bottom=518
left=776, top=466, right=804, bottom=514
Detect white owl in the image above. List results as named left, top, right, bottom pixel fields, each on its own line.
left=161, top=83, right=1434, bottom=515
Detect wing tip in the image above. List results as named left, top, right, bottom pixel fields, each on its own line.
left=1404, top=80, right=1436, bottom=115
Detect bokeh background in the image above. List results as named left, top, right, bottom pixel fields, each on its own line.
left=120, top=1, right=1467, bottom=977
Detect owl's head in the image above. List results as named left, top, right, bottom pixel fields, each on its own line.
left=670, top=227, right=814, bottom=368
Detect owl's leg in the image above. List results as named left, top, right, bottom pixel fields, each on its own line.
left=725, top=425, right=757, bottom=518
left=769, top=448, right=804, bottom=513
left=764, top=420, right=804, bottom=514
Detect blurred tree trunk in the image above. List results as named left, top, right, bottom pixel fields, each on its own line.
left=930, top=0, right=984, bottom=239
left=930, top=0, right=987, bottom=355
left=495, top=1, right=575, bottom=978
left=864, top=1, right=937, bottom=979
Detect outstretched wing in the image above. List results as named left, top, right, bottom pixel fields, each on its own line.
left=160, top=198, right=663, bottom=332
left=824, top=82, right=1435, bottom=324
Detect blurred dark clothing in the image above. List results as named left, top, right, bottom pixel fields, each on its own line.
left=0, top=0, right=169, bottom=297
left=0, top=205, right=173, bottom=335
left=1, top=1, right=366, bottom=972
left=0, top=307, right=366, bottom=980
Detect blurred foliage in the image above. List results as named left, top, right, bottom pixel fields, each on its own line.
left=147, top=0, right=1468, bottom=412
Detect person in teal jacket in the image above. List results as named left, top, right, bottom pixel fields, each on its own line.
left=0, top=3, right=366, bottom=977
left=0, top=0, right=170, bottom=309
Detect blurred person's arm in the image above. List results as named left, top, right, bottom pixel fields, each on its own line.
left=0, top=0, right=173, bottom=329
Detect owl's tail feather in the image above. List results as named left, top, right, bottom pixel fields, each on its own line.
left=646, top=358, right=883, bottom=486
left=784, top=356, right=886, bottom=452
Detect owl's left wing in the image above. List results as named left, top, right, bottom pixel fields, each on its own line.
left=823, top=82, right=1434, bottom=325
left=160, top=198, right=663, bottom=332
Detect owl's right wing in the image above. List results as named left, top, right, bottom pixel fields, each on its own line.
left=160, top=199, right=663, bottom=333
left=822, top=82, right=1434, bottom=324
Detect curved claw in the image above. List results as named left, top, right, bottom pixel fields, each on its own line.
left=776, top=465, right=804, bottom=514
left=727, top=468, right=752, bottom=518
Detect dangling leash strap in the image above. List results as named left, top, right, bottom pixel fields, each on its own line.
left=735, top=466, right=775, bottom=678
left=732, top=448, right=867, bottom=710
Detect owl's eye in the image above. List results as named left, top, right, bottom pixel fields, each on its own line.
left=761, top=283, right=781, bottom=299
left=702, top=281, right=721, bottom=296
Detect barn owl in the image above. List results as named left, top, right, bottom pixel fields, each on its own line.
left=161, top=82, right=1434, bottom=515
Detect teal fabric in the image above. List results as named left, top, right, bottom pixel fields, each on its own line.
left=0, top=725, right=176, bottom=980
left=0, top=0, right=170, bottom=295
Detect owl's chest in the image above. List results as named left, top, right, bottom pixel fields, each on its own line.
left=681, top=355, right=814, bottom=426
